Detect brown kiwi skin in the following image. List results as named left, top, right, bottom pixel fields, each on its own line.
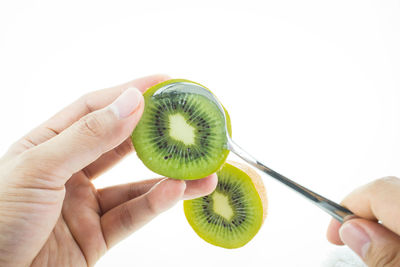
left=226, top=160, right=268, bottom=222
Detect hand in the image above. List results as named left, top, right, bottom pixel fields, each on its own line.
left=326, top=177, right=400, bottom=266
left=0, top=75, right=218, bottom=267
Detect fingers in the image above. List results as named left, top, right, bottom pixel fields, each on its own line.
left=326, top=218, right=344, bottom=245
left=182, top=174, right=218, bottom=200
left=326, top=176, right=400, bottom=265
left=98, top=174, right=218, bottom=213
left=100, top=178, right=186, bottom=248
left=339, top=219, right=400, bottom=266
left=6, top=74, right=169, bottom=157
left=329, top=177, right=400, bottom=239
left=82, top=137, right=134, bottom=180
left=18, top=88, right=144, bottom=188
left=99, top=174, right=218, bottom=247
left=98, top=178, right=163, bottom=213
left=62, top=174, right=107, bottom=266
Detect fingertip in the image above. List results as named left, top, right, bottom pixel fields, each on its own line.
left=338, top=219, right=372, bottom=260
left=159, top=178, right=187, bottom=198
left=182, top=173, right=218, bottom=200
left=327, top=218, right=345, bottom=245
left=205, top=173, right=218, bottom=192
left=109, top=87, right=144, bottom=119
left=172, top=178, right=187, bottom=196
left=152, top=73, right=171, bottom=82
left=132, top=74, right=171, bottom=93
left=145, top=178, right=186, bottom=214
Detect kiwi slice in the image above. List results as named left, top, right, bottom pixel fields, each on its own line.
left=132, top=79, right=232, bottom=180
left=184, top=161, right=268, bottom=249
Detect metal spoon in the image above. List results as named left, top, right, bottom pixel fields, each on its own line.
left=153, top=80, right=355, bottom=223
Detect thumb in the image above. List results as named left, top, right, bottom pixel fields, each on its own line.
left=339, top=219, right=400, bottom=266
left=19, top=87, right=144, bottom=187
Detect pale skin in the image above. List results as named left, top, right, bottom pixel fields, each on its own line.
left=327, top=177, right=400, bottom=266
left=1, top=74, right=400, bottom=267
left=0, top=74, right=218, bottom=267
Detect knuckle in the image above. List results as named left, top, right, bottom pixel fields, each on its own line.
left=372, top=246, right=400, bottom=267
left=113, top=139, right=134, bottom=159
left=79, top=92, right=91, bottom=102
left=69, top=181, right=94, bottom=202
left=145, top=194, right=160, bottom=215
left=77, top=114, right=105, bottom=138
left=127, top=183, right=140, bottom=200
left=378, top=176, right=399, bottom=184
left=16, top=150, right=43, bottom=175
left=80, top=89, right=108, bottom=113
left=79, top=92, right=94, bottom=111
left=371, top=176, right=400, bottom=190
left=119, top=204, right=135, bottom=232
left=17, top=149, right=35, bottom=164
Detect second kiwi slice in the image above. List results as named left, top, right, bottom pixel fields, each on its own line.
left=132, top=79, right=232, bottom=180
left=184, top=161, right=268, bottom=249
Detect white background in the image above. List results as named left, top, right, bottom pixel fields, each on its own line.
left=1, top=1, right=400, bottom=266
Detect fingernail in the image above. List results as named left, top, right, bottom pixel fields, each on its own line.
left=339, top=222, right=371, bottom=259
left=109, top=87, right=143, bottom=119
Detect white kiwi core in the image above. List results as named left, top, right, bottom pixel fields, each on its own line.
left=212, top=191, right=234, bottom=220
left=169, top=113, right=195, bottom=145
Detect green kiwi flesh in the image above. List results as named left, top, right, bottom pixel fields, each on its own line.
left=183, top=162, right=267, bottom=249
left=131, top=79, right=232, bottom=180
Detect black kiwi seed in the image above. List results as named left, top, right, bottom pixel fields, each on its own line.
left=182, top=162, right=267, bottom=249
left=133, top=88, right=232, bottom=180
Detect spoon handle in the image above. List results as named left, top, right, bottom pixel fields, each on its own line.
left=227, top=139, right=355, bottom=223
